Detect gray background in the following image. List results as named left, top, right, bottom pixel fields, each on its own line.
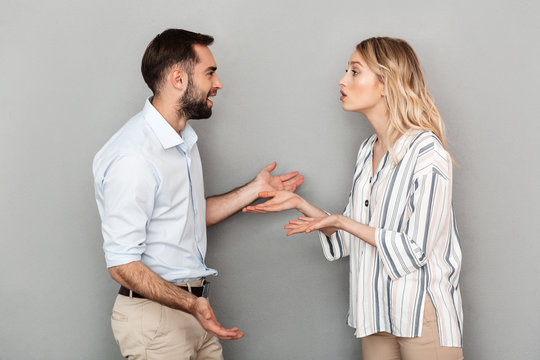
left=1, top=0, right=539, bottom=359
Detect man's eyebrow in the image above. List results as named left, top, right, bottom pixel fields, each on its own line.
left=205, top=66, right=217, bottom=72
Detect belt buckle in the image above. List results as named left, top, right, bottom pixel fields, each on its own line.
left=202, top=281, right=210, bottom=298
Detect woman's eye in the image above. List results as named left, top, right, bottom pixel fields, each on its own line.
left=351, top=70, right=358, bottom=76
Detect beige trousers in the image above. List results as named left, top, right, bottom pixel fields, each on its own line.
left=111, top=295, right=223, bottom=360
left=361, top=296, right=463, bottom=360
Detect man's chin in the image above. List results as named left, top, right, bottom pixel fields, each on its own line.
left=190, top=110, right=212, bottom=120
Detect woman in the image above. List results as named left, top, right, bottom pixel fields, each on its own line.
left=244, top=37, right=463, bottom=359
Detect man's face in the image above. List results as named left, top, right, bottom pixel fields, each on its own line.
left=178, top=45, right=223, bottom=120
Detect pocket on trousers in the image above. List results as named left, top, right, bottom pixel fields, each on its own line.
left=112, top=310, right=128, bottom=322
left=141, top=301, right=164, bottom=344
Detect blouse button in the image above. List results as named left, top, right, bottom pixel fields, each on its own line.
left=365, top=200, right=369, bottom=207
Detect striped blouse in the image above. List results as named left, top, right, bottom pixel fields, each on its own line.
left=319, top=130, right=463, bottom=347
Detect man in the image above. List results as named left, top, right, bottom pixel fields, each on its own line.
left=93, top=29, right=303, bottom=359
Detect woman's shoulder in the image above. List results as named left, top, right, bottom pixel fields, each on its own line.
left=360, top=133, right=378, bottom=148
left=406, top=131, right=451, bottom=178
left=408, top=130, right=442, bottom=147
left=407, top=131, right=447, bottom=156
left=356, top=133, right=378, bottom=156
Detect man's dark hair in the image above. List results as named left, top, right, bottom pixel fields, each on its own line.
left=141, top=29, right=214, bottom=94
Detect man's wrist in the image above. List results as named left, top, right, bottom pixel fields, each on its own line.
left=186, top=293, right=202, bottom=315
left=240, top=177, right=261, bottom=199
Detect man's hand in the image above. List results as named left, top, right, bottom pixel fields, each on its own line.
left=191, top=297, right=244, bottom=340
left=206, top=162, right=304, bottom=226
left=253, top=162, right=304, bottom=194
left=109, top=262, right=244, bottom=340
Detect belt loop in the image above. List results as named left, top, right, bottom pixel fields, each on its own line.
left=129, top=290, right=133, bottom=299
left=187, top=283, right=192, bottom=293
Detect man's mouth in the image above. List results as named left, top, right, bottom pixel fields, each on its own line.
left=207, top=92, right=217, bottom=106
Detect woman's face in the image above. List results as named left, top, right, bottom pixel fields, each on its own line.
left=339, top=51, right=385, bottom=115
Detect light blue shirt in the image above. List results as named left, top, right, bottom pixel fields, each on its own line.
left=93, top=98, right=217, bottom=282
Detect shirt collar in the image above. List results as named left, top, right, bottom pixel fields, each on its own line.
left=143, top=97, right=198, bottom=150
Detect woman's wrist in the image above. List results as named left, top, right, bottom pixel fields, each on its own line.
left=295, top=195, right=310, bottom=214
left=296, top=196, right=327, bottom=217
left=335, top=214, right=347, bottom=231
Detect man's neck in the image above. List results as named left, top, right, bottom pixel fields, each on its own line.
left=151, top=95, right=188, bottom=135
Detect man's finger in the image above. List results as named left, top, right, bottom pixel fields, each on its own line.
left=263, top=162, right=277, bottom=173
left=258, top=191, right=276, bottom=198
left=216, top=331, right=245, bottom=340
left=284, top=176, right=303, bottom=187
left=207, top=322, right=244, bottom=340
left=279, top=171, right=299, bottom=181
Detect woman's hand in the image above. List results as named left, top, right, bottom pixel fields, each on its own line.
left=285, top=214, right=377, bottom=246
left=284, top=215, right=342, bottom=236
left=242, top=190, right=302, bottom=213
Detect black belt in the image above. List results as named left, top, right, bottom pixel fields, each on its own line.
left=119, top=285, right=205, bottom=298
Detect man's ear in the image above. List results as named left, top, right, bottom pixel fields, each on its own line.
left=170, top=66, right=188, bottom=92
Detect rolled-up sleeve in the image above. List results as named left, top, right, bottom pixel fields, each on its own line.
left=376, top=168, right=452, bottom=280
left=318, top=200, right=352, bottom=261
left=99, top=156, right=158, bottom=268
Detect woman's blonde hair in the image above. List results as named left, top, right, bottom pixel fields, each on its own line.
left=356, top=37, right=449, bottom=160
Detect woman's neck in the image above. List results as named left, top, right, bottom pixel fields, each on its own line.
left=364, top=109, right=390, bottom=150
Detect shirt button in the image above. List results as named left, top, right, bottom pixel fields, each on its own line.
left=365, top=200, right=369, bottom=207
left=369, top=177, right=372, bottom=183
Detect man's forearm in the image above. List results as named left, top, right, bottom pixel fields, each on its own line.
left=206, top=162, right=304, bottom=226
left=109, top=261, right=197, bottom=314
left=206, top=181, right=260, bottom=226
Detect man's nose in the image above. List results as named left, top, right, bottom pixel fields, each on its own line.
left=214, top=74, right=223, bottom=90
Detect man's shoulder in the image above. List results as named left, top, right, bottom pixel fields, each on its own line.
left=93, top=111, right=152, bottom=178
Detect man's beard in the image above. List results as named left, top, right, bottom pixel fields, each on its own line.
left=178, top=77, right=212, bottom=120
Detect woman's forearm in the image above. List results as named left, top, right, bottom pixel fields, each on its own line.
left=338, top=215, right=377, bottom=247
left=296, top=197, right=328, bottom=218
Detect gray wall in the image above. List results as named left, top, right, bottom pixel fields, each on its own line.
left=2, top=0, right=539, bottom=359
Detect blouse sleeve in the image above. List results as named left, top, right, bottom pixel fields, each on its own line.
left=375, top=160, right=453, bottom=280
left=318, top=136, right=375, bottom=261
left=318, top=198, right=352, bottom=261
